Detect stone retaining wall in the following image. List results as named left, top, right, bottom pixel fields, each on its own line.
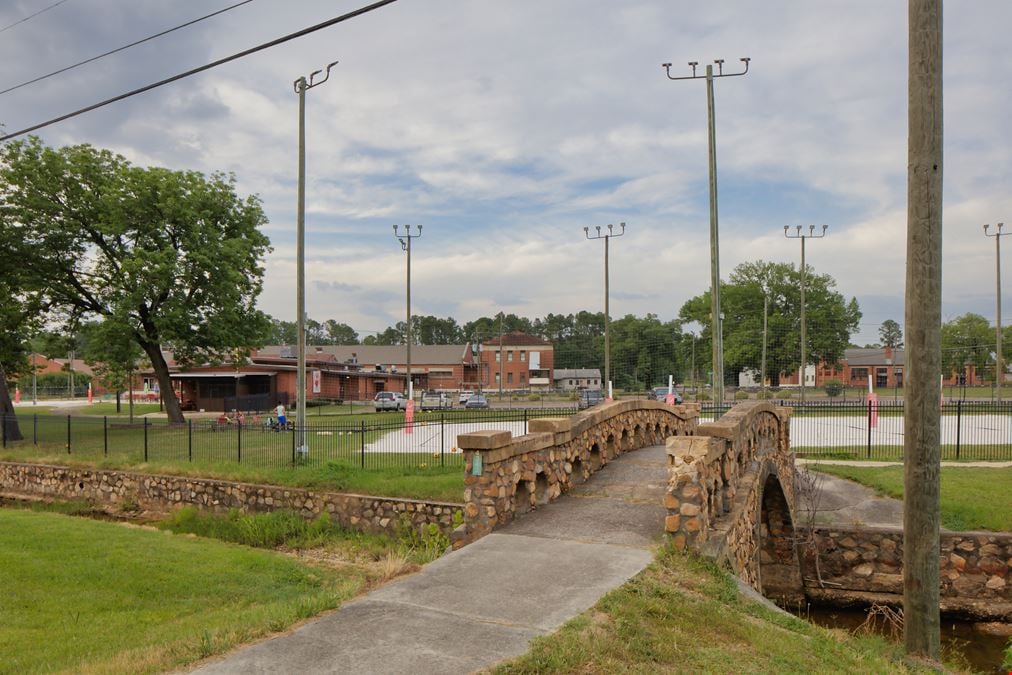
left=453, top=400, right=698, bottom=548
left=802, top=526, right=1012, bottom=620
left=0, top=461, right=463, bottom=539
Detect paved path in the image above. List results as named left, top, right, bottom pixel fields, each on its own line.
left=191, top=445, right=669, bottom=675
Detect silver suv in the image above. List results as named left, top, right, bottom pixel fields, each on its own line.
left=374, top=391, right=407, bottom=411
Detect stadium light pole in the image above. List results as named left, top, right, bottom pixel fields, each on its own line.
left=584, top=222, right=626, bottom=398
left=784, top=224, right=828, bottom=402
left=662, top=58, right=750, bottom=407
left=393, top=225, right=422, bottom=401
left=294, top=60, right=337, bottom=458
left=984, top=223, right=1006, bottom=402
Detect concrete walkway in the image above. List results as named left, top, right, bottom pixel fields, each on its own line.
left=191, top=445, right=669, bottom=675
left=799, top=459, right=1012, bottom=468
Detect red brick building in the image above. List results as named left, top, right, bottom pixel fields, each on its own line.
left=479, top=332, right=554, bottom=391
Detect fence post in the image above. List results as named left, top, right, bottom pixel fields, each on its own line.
left=360, top=420, right=366, bottom=468
left=188, top=419, right=193, bottom=462
left=866, top=400, right=872, bottom=459
left=291, top=424, right=296, bottom=465
left=955, top=400, right=961, bottom=460
left=67, top=415, right=71, bottom=454
left=440, top=412, right=445, bottom=467
left=237, top=419, right=242, bottom=463
left=524, top=408, right=528, bottom=434
left=144, top=418, right=148, bottom=462
left=104, top=416, right=108, bottom=457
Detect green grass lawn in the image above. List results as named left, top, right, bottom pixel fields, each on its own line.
left=493, top=545, right=943, bottom=674
left=0, top=508, right=369, bottom=674
left=810, top=465, right=1012, bottom=531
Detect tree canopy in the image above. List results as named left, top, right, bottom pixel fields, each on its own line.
left=678, top=260, right=861, bottom=386
left=879, top=319, right=903, bottom=349
left=0, top=138, right=272, bottom=423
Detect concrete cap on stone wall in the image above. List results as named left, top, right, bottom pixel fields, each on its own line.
left=666, top=435, right=722, bottom=463
left=528, top=417, right=573, bottom=434
left=457, top=429, right=513, bottom=450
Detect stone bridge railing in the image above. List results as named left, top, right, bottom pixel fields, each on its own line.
left=666, top=401, right=801, bottom=604
left=453, top=399, right=698, bottom=548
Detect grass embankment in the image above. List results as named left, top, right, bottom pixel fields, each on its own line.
left=493, top=545, right=942, bottom=674
left=811, top=465, right=1012, bottom=531
left=0, top=508, right=386, bottom=673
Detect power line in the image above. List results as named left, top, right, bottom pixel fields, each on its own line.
left=1, top=0, right=256, bottom=97
left=0, top=0, right=401, bottom=143
left=0, top=0, right=72, bottom=34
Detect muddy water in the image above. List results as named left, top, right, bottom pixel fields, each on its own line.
left=798, top=604, right=1009, bottom=673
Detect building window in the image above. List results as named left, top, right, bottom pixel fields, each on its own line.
left=495, top=352, right=500, bottom=363
left=495, top=373, right=500, bottom=385
left=594, top=379, right=598, bottom=385
left=507, top=372, right=513, bottom=384
left=520, top=350, right=526, bottom=361
left=520, top=372, right=526, bottom=382
left=508, top=351, right=514, bottom=362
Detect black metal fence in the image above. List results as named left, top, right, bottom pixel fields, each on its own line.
left=703, top=400, right=1012, bottom=460
left=0, top=408, right=580, bottom=472
left=3, top=401, right=1009, bottom=473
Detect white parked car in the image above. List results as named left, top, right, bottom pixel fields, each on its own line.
left=458, top=390, right=475, bottom=405
left=374, top=391, right=407, bottom=411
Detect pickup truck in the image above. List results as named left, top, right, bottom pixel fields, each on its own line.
left=421, top=391, right=452, bottom=410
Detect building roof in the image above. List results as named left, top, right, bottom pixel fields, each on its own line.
left=481, top=332, right=551, bottom=347
left=255, top=344, right=472, bottom=365
left=843, top=348, right=905, bottom=367
left=553, top=368, right=601, bottom=380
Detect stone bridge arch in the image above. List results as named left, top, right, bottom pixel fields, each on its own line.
left=666, top=401, right=804, bottom=606
left=454, top=399, right=699, bottom=547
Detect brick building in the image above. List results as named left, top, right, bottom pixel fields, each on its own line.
left=479, top=332, right=554, bottom=391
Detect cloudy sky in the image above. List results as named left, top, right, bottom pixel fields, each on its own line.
left=1, top=0, right=1009, bottom=345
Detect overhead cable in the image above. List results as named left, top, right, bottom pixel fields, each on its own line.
left=0, top=0, right=72, bottom=34
left=0, top=0, right=400, bottom=142
left=1, top=0, right=256, bottom=97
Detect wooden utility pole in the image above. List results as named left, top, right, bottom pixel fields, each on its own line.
left=903, top=0, right=942, bottom=660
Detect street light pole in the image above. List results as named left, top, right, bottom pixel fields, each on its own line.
left=584, top=222, right=626, bottom=398
left=393, top=225, right=422, bottom=401
left=294, top=60, right=337, bottom=458
left=984, top=223, right=1006, bottom=402
left=761, top=292, right=768, bottom=399
left=662, top=58, right=750, bottom=407
left=784, top=224, right=828, bottom=402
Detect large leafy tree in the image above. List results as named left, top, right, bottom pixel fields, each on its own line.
left=0, top=139, right=271, bottom=423
left=940, top=313, right=994, bottom=380
left=0, top=222, right=49, bottom=440
left=679, top=260, right=861, bottom=386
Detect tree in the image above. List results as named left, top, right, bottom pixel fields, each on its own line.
left=879, top=319, right=903, bottom=348
left=78, top=320, right=145, bottom=412
left=324, top=320, right=358, bottom=344
left=940, top=313, right=994, bottom=382
left=679, top=261, right=861, bottom=386
left=0, top=201, right=52, bottom=440
left=0, top=139, right=272, bottom=423
left=413, top=315, right=463, bottom=344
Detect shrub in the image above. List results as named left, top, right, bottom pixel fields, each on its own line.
left=734, top=390, right=750, bottom=401
left=527, top=394, right=541, bottom=402
left=824, top=379, right=843, bottom=398
left=779, top=390, right=794, bottom=400
left=696, top=391, right=712, bottom=402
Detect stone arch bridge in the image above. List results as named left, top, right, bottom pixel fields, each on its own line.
left=457, top=399, right=800, bottom=603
